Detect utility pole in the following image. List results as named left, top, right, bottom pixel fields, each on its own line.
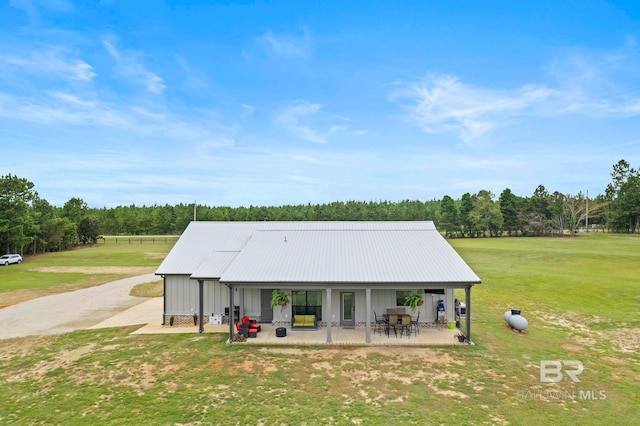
left=194, top=200, right=197, bottom=221
left=585, top=190, right=589, bottom=232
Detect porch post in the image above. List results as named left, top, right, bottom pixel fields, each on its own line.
left=465, top=286, right=472, bottom=344
left=228, top=284, right=234, bottom=343
left=326, top=288, right=332, bottom=343
left=239, top=288, right=245, bottom=319
left=365, top=288, right=372, bottom=344
left=162, top=275, right=166, bottom=325
left=198, top=280, right=204, bottom=334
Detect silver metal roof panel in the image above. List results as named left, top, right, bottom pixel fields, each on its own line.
left=156, top=221, right=480, bottom=285
left=220, top=229, right=480, bottom=284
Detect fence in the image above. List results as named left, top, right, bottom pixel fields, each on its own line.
left=98, top=236, right=180, bottom=244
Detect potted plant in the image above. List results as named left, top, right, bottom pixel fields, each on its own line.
left=193, top=312, right=198, bottom=326
left=270, top=289, right=289, bottom=312
left=404, top=291, right=424, bottom=312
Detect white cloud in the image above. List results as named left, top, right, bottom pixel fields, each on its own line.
left=389, top=42, right=640, bottom=142
left=390, top=74, right=553, bottom=142
left=0, top=90, right=235, bottom=149
left=103, top=39, right=166, bottom=94
left=276, top=101, right=348, bottom=144
left=9, top=0, right=73, bottom=24
left=174, top=54, right=209, bottom=90
left=257, top=28, right=310, bottom=58
left=241, top=103, right=256, bottom=118
left=543, top=42, right=640, bottom=117
left=1, top=49, right=96, bottom=81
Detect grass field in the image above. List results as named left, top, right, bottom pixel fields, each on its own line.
left=0, top=242, right=170, bottom=307
left=1, top=233, right=639, bottom=425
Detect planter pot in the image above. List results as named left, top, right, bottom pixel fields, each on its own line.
left=417, top=300, right=424, bottom=306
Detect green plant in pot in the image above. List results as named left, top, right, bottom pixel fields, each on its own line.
left=404, top=291, right=424, bottom=312
left=193, top=312, right=198, bottom=325
left=270, top=289, right=289, bottom=312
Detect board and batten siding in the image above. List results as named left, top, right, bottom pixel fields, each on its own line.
left=164, top=275, right=231, bottom=316
left=164, top=276, right=267, bottom=317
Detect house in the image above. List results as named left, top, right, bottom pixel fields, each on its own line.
left=155, top=221, right=481, bottom=344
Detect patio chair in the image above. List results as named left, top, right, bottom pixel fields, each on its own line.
left=373, top=311, right=386, bottom=335
left=411, top=311, right=420, bottom=335
left=386, top=314, right=398, bottom=337
left=399, top=314, right=412, bottom=338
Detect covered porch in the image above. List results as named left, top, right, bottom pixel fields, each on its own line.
left=193, top=281, right=477, bottom=345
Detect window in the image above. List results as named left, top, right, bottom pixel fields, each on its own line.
left=292, top=290, right=322, bottom=320
left=396, top=291, right=412, bottom=307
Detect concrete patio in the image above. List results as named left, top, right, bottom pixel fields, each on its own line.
left=223, top=323, right=467, bottom=346
left=90, top=298, right=468, bottom=345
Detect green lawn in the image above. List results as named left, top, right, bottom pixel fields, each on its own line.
left=0, top=243, right=171, bottom=306
left=1, top=233, right=639, bottom=425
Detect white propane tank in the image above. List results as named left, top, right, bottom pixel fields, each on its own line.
left=507, top=309, right=528, bottom=331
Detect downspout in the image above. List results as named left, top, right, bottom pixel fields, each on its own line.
left=198, top=279, right=204, bottom=334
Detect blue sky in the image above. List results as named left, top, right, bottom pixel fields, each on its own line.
left=1, top=0, right=639, bottom=208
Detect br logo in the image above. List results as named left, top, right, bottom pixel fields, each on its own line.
left=540, top=360, right=584, bottom=383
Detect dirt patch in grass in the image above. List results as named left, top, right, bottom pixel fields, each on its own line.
left=602, top=328, right=640, bottom=354
left=144, top=252, right=167, bottom=259
left=535, top=308, right=640, bottom=354
left=561, top=343, right=585, bottom=352
left=31, top=266, right=156, bottom=274
left=7, top=343, right=97, bottom=383
left=258, top=346, right=464, bottom=365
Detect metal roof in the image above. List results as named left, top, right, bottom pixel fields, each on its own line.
left=156, top=221, right=480, bottom=285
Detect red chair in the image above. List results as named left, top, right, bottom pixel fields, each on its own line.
left=238, top=318, right=260, bottom=337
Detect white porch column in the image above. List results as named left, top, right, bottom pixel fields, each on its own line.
left=326, top=288, right=332, bottom=343
left=365, top=288, right=372, bottom=344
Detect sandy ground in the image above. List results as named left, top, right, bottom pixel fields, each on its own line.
left=0, top=274, right=158, bottom=340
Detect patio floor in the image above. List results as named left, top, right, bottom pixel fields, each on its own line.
left=134, top=322, right=467, bottom=345
left=93, top=298, right=469, bottom=345
left=235, top=324, right=467, bottom=346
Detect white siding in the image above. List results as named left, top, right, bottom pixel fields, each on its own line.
left=165, top=275, right=198, bottom=315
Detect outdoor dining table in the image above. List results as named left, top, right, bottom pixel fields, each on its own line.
left=382, top=313, right=412, bottom=337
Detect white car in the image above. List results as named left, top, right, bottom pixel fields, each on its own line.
left=0, top=254, right=22, bottom=265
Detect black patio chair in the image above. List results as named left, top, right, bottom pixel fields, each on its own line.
left=411, top=311, right=420, bottom=335
left=373, top=311, right=386, bottom=335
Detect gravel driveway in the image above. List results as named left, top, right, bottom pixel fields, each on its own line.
left=0, top=274, right=158, bottom=340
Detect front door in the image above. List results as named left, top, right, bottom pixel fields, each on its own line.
left=341, top=292, right=355, bottom=327
left=260, top=289, right=273, bottom=323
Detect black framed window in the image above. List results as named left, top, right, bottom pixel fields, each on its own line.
left=292, top=290, right=322, bottom=320
left=396, top=291, right=411, bottom=306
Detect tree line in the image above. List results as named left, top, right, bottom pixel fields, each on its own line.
left=1, top=160, right=638, bottom=255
